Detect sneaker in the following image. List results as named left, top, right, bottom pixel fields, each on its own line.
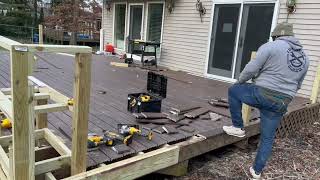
left=249, top=166, right=261, bottom=179
left=222, top=126, right=245, bottom=137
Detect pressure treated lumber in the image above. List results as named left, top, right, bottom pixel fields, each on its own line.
left=43, top=128, right=71, bottom=156
left=71, top=53, right=91, bottom=175
left=158, top=160, right=189, bottom=177
left=0, top=36, right=22, bottom=50
left=45, top=172, right=57, bottom=180
left=242, top=104, right=251, bottom=126
left=62, top=146, right=179, bottom=180
left=110, top=62, right=128, bottom=67
left=0, top=146, right=9, bottom=177
left=0, top=166, right=6, bottom=180
left=242, top=52, right=256, bottom=126
left=0, top=35, right=91, bottom=53
left=35, top=103, right=69, bottom=114
left=0, top=128, right=71, bottom=177
left=8, top=145, right=13, bottom=179
left=34, top=93, right=50, bottom=100
left=10, top=48, right=35, bottom=180
left=24, top=44, right=92, bottom=54
left=39, top=24, right=43, bottom=45
left=310, top=65, right=320, bottom=103
left=0, top=91, right=63, bottom=119
left=35, top=100, right=48, bottom=125
left=38, top=86, right=73, bottom=111
left=0, top=91, right=13, bottom=120
left=0, top=129, right=45, bottom=147
left=0, top=87, right=39, bottom=95
left=35, top=155, right=70, bottom=175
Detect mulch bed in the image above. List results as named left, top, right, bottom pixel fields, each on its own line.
left=176, top=121, right=320, bottom=180
left=140, top=120, right=320, bottom=180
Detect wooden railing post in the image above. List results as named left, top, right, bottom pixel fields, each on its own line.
left=11, top=47, right=35, bottom=180
left=71, top=53, right=91, bottom=175
left=39, top=24, right=43, bottom=45
left=36, top=99, right=48, bottom=130
left=310, top=66, right=320, bottom=104
left=242, top=52, right=257, bottom=126
left=36, top=98, right=48, bottom=147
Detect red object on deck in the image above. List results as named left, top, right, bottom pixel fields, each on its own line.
left=105, top=44, right=115, bottom=53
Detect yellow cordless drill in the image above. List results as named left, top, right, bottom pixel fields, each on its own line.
left=103, top=130, right=133, bottom=145
left=87, top=133, right=114, bottom=149
left=118, top=124, right=153, bottom=141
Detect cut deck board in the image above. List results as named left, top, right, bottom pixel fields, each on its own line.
left=0, top=52, right=310, bottom=168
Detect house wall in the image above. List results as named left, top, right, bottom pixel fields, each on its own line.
left=278, top=0, right=320, bottom=98
left=102, top=3, right=115, bottom=47
left=159, top=0, right=212, bottom=75
left=102, top=0, right=320, bottom=99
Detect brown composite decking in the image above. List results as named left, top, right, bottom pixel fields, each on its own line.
left=0, top=52, right=309, bottom=168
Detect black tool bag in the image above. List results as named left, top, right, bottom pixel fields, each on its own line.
left=127, top=72, right=167, bottom=113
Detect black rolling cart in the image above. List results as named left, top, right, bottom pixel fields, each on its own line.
left=126, top=39, right=160, bottom=67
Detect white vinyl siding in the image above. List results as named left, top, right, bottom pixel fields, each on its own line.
left=278, top=0, right=320, bottom=98
left=159, top=0, right=212, bottom=75
left=102, top=0, right=130, bottom=50
left=103, top=5, right=114, bottom=46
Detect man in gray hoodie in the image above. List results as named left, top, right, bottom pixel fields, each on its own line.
left=223, top=23, right=309, bottom=179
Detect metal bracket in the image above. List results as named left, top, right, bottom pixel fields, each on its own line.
left=14, top=46, right=28, bottom=52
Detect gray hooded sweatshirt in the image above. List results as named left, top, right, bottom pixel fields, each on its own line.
left=238, top=36, right=309, bottom=97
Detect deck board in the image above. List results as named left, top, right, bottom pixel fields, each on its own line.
left=0, top=52, right=310, bottom=167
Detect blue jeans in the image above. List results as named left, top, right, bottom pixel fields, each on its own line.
left=228, top=83, right=292, bottom=173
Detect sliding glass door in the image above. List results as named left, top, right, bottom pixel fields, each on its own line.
left=128, top=5, right=143, bottom=40
left=207, top=4, right=241, bottom=78
left=207, top=1, right=276, bottom=80
left=114, top=4, right=126, bottom=50
left=234, top=3, right=274, bottom=78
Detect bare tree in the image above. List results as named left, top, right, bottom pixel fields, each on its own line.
left=44, top=0, right=101, bottom=45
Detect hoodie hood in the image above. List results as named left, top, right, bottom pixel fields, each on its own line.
left=277, top=36, right=303, bottom=51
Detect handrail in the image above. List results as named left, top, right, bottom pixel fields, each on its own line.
left=0, top=35, right=92, bottom=54
left=0, top=35, right=22, bottom=50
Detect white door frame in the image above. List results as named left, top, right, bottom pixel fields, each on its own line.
left=127, top=3, right=145, bottom=42
left=113, top=2, right=128, bottom=52
left=204, top=0, right=279, bottom=83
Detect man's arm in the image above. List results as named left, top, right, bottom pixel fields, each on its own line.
left=238, top=43, right=271, bottom=83
left=297, top=71, right=307, bottom=90
left=297, top=60, right=309, bottom=90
